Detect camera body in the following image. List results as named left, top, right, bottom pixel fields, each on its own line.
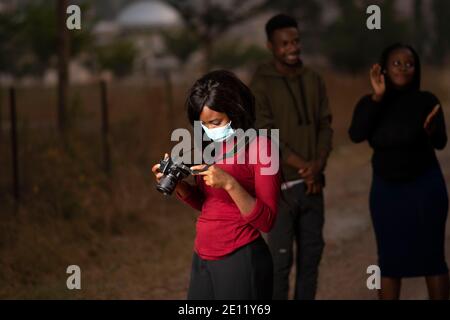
left=156, top=157, right=192, bottom=196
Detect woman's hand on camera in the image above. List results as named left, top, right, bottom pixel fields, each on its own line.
left=191, top=164, right=235, bottom=191
left=370, top=64, right=385, bottom=102
left=152, top=153, right=168, bottom=183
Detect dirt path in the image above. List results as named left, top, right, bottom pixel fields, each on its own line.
left=8, top=106, right=448, bottom=300
left=69, top=137, right=450, bottom=300
left=74, top=139, right=450, bottom=300
left=316, top=141, right=450, bottom=299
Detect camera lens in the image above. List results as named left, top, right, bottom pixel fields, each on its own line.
left=156, top=174, right=178, bottom=195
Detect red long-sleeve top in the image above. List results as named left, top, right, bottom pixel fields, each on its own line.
left=176, top=135, right=281, bottom=260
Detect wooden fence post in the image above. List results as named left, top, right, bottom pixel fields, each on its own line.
left=0, top=88, right=3, bottom=144
left=100, top=80, right=111, bottom=176
left=9, top=86, right=19, bottom=206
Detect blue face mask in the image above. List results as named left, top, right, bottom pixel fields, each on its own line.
left=201, top=121, right=235, bottom=142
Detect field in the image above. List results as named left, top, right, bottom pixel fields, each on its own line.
left=1, top=67, right=449, bottom=299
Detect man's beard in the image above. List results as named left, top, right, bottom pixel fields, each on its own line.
left=280, top=55, right=302, bottom=67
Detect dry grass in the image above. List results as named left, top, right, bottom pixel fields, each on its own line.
left=0, top=67, right=449, bottom=299
left=0, top=80, right=195, bottom=299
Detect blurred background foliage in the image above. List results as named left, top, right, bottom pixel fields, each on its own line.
left=0, top=1, right=92, bottom=77
left=94, top=40, right=137, bottom=78
left=1, top=0, right=450, bottom=299
left=323, top=0, right=411, bottom=73
left=0, top=0, right=449, bottom=79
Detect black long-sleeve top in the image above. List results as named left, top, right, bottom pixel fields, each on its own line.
left=349, top=90, right=447, bottom=181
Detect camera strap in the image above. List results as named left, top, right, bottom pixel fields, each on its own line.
left=189, top=134, right=257, bottom=174
left=215, top=133, right=257, bottom=162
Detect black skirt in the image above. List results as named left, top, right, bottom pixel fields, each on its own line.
left=370, top=162, right=449, bottom=278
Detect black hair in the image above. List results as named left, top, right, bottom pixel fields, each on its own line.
left=380, top=43, right=421, bottom=92
left=265, top=14, right=298, bottom=41
left=186, top=70, right=255, bottom=131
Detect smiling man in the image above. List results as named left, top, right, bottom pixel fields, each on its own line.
left=250, top=14, right=333, bottom=300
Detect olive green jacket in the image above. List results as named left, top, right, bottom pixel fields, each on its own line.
left=250, top=61, right=333, bottom=181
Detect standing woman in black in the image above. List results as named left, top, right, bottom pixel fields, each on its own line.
left=349, top=43, right=449, bottom=300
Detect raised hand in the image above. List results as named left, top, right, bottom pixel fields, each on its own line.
left=370, top=64, right=386, bottom=102
left=424, top=104, right=441, bottom=135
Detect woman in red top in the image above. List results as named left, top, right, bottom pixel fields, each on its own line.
left=152, top=70, right=281, bottom=299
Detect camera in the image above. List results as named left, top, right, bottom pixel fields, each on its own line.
left=156, top=156, right=192, bottom=196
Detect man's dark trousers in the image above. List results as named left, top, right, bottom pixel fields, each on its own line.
left=268, top=182, right=325, bottom=300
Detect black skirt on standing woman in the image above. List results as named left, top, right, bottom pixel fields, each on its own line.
left=349, top=90, right=449, bottom=278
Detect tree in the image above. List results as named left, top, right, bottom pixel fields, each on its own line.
left=0, top=1, right=92, bottom=78
left=210, top=41, right=270, bottom=70
left=161, top=29, right=202, bottom=66
left=0, top=13, right=27, bottom=76
left=413, top=0, right=426, bottom=58
left=95, top=41, right=137, bottom=78
left=57, top=0, right=70, bottom=134
left=430, top=0, right=450, bottom=65
left=162, top=0, right=268, bottom=71
left=323, top=0, right=412, bottom=73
